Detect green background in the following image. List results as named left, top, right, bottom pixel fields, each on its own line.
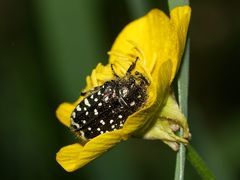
left=1, top=0, right=239, bottom=179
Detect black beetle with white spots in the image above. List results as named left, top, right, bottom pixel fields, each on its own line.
left=70, top=58, right=150, bottom=141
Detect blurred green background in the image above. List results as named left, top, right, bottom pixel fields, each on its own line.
left=1, top=0, right=239, bottom=179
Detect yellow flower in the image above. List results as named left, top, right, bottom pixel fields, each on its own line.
left=56, top=6, right=191, bottom=172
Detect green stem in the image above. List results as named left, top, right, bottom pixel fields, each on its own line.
left=174, top=38, right=190, bottom=180
left=168, top=0, right=190, bottom=179
left=168, top=1, right=216, bottom=179
left=187, top=145, right=216, bottom=180
left=168, top=1, right=190, bottom=179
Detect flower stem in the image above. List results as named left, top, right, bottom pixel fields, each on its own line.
left=168, top=2, right=190, bottom=180
left=168, top=0, right=191, bottom=179
left=168, top=1, right=216, bottom=179
left=174, top=38, right=190, bottom=180
left=186, top=145, right=216, bottom=179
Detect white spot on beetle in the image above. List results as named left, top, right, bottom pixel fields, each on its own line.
left=104, top=96, right=109, bottom=102
left=120, top=87, right=129, bottom=97
left=79, top=131, right=85, bottom=137
left=100, top=120, right=105, bottom=125
left=130, top=101, right=135, bottom=106
left=84, top=98, right=91, bottom=107
left=76, top=105, right=81, bottom=111
left=94, top=109, right=98, bottom=115
left=71, top=118, right=80, bottom=128
left=72, top=112, right=76, bottom=118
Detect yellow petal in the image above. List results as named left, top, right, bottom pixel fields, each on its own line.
left=109, top=8, right=172, bottom=75
left=81, top=63, right=114, bottom=98
left=57, top=130, right=128, bottom=172
left=56, top=143, right=84, bottom=172
left=109, top=6, right=191, bottom=82
left=56, top=103, right=75, bottom=127
left=169, top=6, right=191, bottom=80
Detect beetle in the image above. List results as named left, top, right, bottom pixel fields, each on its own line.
left=70, top=57, right=149, bottom=141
